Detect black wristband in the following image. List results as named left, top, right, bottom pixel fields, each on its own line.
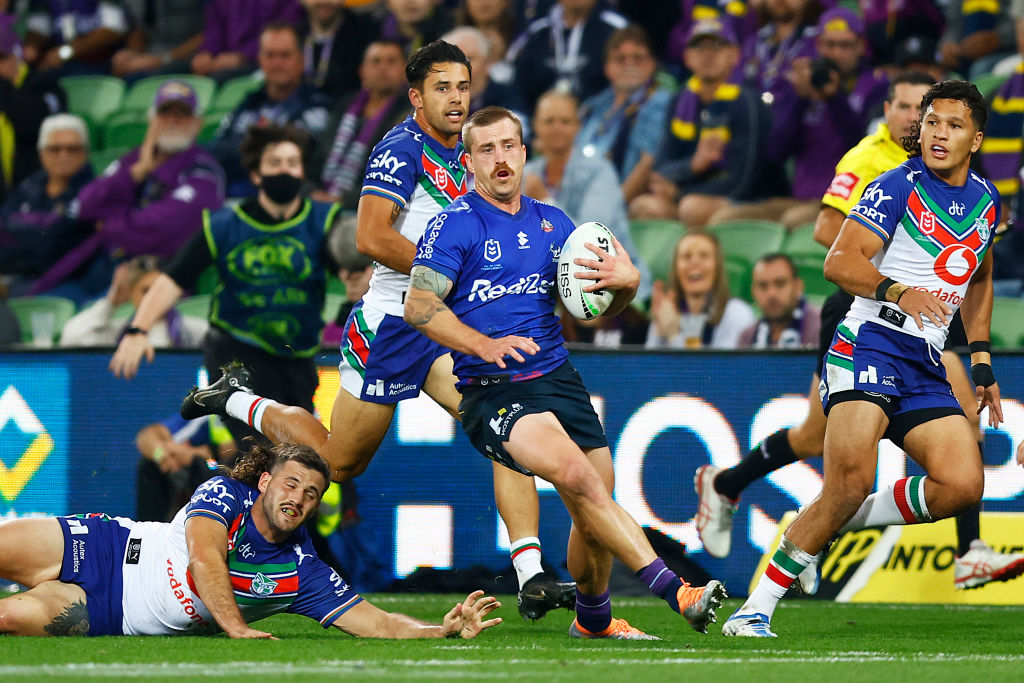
left=969, top=341, right=991, bottom=354
left=875, top=277, right=898, bottom=302
left=970, top=362, right=996, bottom=388
left=124, top=326, right=148, bottom=336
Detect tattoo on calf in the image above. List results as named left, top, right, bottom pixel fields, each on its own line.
left=44, top=600, right=90, bottom=636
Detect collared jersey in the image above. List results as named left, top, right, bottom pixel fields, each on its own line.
left=360, top=116, right=469, bottom=316
left=411, top=191, right=575, bottom=385
left=822, top=122, right=909, bottom=216
left=119, top=476, right=361, bottom=635
left=846, top=156, right=1000, bottom=348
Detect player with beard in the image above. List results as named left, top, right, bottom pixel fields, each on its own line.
left=181, top=41, right=577, bottom=620
left=0, top=443, right=501, bottom=639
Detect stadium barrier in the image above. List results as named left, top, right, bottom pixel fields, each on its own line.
left=2, top=349, right=1023, bottom=597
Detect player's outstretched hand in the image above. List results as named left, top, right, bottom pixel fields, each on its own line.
left=475, top=335, right=539, bottom=369
left=442, top=590, right=502, bottom=639
left=227, top=626, right=278, bottom=639
left=109, top=333, right=155, bottom=379
left=574, top=235, right=640, bottom=294
left=895, top=288, right=952, bottom=330
left=976, top=380, right=1003, bottom=428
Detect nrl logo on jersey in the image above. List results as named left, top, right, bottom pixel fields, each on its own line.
left=484, top=238, right=501, bottom=262
left=974, top=218, right=990, bottom=242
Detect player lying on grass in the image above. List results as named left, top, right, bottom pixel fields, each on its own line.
left=0, top=443, right=501, bottom=638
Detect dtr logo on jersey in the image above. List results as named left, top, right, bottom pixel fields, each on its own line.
left=948, top=201, right=965, bottom=217
left=862, top=184, right=892, bottom=207
left=934, top=244, right=977, bottom=286
left=484, top=239, right=501, bottom=262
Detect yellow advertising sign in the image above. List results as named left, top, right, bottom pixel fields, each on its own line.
left=751, top=511, right=1024, bottom=605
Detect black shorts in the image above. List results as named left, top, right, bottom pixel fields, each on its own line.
left=459, top=360, right=607, bottom=475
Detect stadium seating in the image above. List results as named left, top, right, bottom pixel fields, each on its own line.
left=102, top=111, right=149, bottom=149
left=326, top=276, right=347, bottom=296
left=725, top=257, right=753, bottom=302
left=7, top=296, right=78, bottom=345
left=175, top=295, right=212, bottom=320
left=207, top=75, right=263, bottom=115
left=783, top=223, right=828, bottom=259
left=198, top=115, right=225, bottom=143
left=629, top=219, right=686, bottom=283
left=89, top=146, right=130, bottom=174
left=707, top=220, right=787, bottom=268
left=990, top=297, right=1024, bottom=349
left=792, top=255, right=833, bottom=299
left=59, top=75, right=126, bottom=147
left=121, top=75, right=217, bottom=114
left=973, top=72, right=1010, bottom=101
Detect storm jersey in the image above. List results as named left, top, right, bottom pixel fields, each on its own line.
left=846, top=156, right=1000, bottom=349
left=359, top=116, right=469, bottom=316
left=119, top=476, right=361, bottom=635
left=412, top=192, right=576, bottom=385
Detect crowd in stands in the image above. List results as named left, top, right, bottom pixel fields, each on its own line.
left=3, top=0, right=1024, bottom=351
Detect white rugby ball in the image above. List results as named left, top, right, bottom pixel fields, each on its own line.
left=557, top=221, right=617, bottom=320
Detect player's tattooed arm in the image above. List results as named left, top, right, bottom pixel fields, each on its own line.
left=389, top=202, right=402, bottom=223
left=43, top=600, right=90, bottom=636
left=406, top=265, right=453, bottom=326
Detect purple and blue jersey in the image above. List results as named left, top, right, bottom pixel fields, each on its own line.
left=412, top=192, right=576, bottom=386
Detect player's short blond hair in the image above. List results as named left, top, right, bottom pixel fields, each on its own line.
left=462, top=106, right=523, bottom=155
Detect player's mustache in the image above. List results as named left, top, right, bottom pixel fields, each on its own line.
left=491, top=163, right=514, bottom=178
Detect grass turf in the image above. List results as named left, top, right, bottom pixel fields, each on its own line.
left=0, top=595, right=1021, bottom=681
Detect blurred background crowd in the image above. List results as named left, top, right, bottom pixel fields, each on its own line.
left=3, top=0, right=1024, bottom=354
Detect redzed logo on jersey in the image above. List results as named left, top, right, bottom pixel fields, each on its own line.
left=826, top=172, right=859, bottom=200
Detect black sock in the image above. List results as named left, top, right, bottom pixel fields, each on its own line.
left=714, top=428, right=799, bottom=500
left=955, top=441, right=984, bottom=556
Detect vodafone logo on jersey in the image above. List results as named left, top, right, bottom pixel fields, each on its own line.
left=933, top=244, right=978, bottom=286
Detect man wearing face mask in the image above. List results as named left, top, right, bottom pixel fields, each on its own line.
left=111, top=124, right=339, bottom=450
left=29, top=80, right=225, bottom=303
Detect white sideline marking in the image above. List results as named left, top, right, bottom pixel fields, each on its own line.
left=2, top=652, right=1023, bottom=676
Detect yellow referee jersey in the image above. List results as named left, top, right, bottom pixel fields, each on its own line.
left=821, top=122, right=909, bottom=215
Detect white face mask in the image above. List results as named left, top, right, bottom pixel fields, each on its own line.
left=155, top=131, right=194, bottom=154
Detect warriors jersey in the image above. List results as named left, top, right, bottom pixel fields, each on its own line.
left=412, top=191, right=576, bottom=384
left=845, top=156, right=1000, bottom=349
left=119, top=476, right=361, bottom=635
left=359, top=116, right=469, bottom=316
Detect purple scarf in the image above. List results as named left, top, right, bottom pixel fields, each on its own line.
left=321, top=90, right=399, bottom=199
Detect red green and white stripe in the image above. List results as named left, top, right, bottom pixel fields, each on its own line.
left=893, top=476, right=931, bottom=523
left=510, top=539, right=541, bottom=560
left=764, top=547, right=806, bottom=591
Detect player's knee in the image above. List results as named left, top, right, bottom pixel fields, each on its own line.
left=951, top=469, right=984, bottom=510
left=0, top=598, right=31, bottom=634
left=556, top=459, right=607, bottom=504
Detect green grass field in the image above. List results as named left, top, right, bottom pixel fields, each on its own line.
left=1, top=595, right=1021, bottom=681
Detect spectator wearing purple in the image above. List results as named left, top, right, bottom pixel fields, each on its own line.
left=0, top=114, right=93, bottom=294
left=207, top=23, right=330, bottom=197
left=629, top=19, right=766, bottom=229
left=191, top=0, right=304, bottom=83
left=308, top=40, right=410, bottom=209
left=507, top=0, right=628, bottom=112
left=712, top=7, right=887, bottom=231
left=860, top=0, right=944, bottom=66
left=442, top=26, right=527, bottom=120
left=21, top=0, right=129, bottom=77
left=30, top=80, right=225, bottom=304
left=300, top=0, right=381, bottom=100
left=939, top=0, right=1016, bottom=80
left=664, top=0, right=759, bottom=68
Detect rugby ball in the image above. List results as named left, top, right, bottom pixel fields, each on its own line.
left=557, top=221, right=617, bottom=320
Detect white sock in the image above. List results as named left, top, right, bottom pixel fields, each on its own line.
left=225, top=392, right=273, bottom=433
left=840, top=476, right=932, bottom=534
left=741, top=535, right=816, bottom=620
left=510, top=537, right=544, bottom=589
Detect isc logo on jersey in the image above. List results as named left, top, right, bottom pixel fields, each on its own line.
left=826, top=172, right=859, bottom=200
left=468, top=274, right=553, bottom=301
